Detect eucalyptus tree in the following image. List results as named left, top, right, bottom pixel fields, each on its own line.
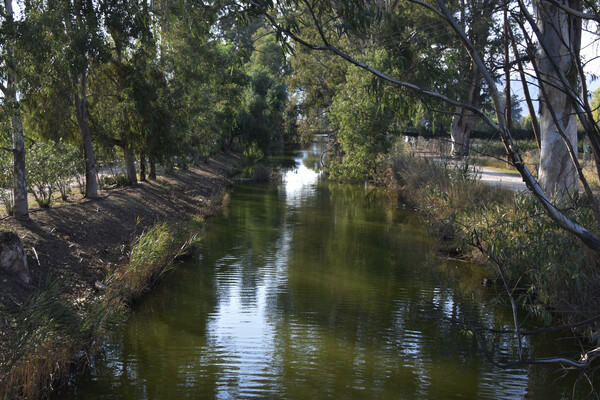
left=287, top=26, right=347, bottom=143
left=97, top=0, right=154, bottom=184
left=0, top=0, right=28, bottom=218
left=235, top=27, right=289, bottom=155
left=448, top=0, right=498, bottom=157
left=532, top=0, right=581, bottom=194
left=25, top=0, right=108, bottom=198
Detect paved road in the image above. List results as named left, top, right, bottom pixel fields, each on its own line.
left=477, top=167, right=527, bottom=191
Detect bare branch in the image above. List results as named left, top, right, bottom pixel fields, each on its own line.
left=544, top=0, right=600, bottom=22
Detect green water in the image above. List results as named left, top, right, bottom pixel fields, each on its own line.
left=59, top=143, right=587, bottom=399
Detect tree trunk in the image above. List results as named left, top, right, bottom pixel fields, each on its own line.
left=74, top=70, right=98, bottom=198
left=149, top=157, right=157, bottom=180
left=5, top=0, right=28, bottom=219
left=122, top=143, right=137, bottom=184
left=450, top=63, right=482, bottom=157
left=536, top=0, right=580, bottom=195
left=140, top=152, right=146, bottom=181
left=10, top=117, right=27, bottom=218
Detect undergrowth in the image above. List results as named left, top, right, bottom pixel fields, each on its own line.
left=389, top=141, right=600, bottom=330
left=1, top=218, right=204, bottom=399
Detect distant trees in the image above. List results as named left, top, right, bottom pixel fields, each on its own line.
left=448, top=0, right=497, bottom=157
left=0, top=0, right=292, bottom=216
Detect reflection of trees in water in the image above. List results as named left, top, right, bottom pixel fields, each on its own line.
left=67, top=160, right=589, bottom=399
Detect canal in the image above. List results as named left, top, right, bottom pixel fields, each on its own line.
left=59, top=142, right=585, bottom=399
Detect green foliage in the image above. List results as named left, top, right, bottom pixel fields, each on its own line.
left=236, top=65, right=287, bottom=153
left=390, top=141, right=600, bottom=323
left=462, top=195, right=600, bottom=315
left=327, top=62, right=396, bottom=183
left=26, top=140, right=81, bottom=207
left=109, top=220, right=202, bottom=301
left=27, top=141, right=57, bottom=207
left=99, top=173, right=129, bottom=189
left=0, top=150, right=13, bottom=215
left=53, top=140, right=82, bottom=201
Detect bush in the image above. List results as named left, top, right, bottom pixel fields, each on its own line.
left=27, top=142, right=57, bottom=207
left=107, top=219, right=202, bottom=302
left=390, top=138, right=600, bottom=326
left=99, top=173, right=128, bottom=189
left=0, top=150, right=13, bottom=215
left=53, top=140, right=81, bottom=201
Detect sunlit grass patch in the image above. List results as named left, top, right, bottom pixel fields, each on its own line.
left=108, top=218, right=203, bottom=302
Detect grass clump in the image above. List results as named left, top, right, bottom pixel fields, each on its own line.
left=0, top=279, right=126, bottom=399
left=107, top=219, right=202, bottom=303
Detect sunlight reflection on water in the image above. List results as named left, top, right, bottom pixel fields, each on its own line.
left=282, top=152, right=321, bottom=208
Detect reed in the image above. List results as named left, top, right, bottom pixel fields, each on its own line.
left=389, top=140, right=600, bottom=330
left=1, top=217, right=203, bottom=399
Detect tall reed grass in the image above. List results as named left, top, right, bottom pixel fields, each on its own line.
left=1, top=217, right=204, bottom=399
left=389, top=141, right=600, bottom=332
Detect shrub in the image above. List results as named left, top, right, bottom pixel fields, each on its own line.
left=99, top=173, right=128, bottom=189
left=0, top=150, right=13, bottom=215
left=107, top=219, right=202, bottom=301
left=27, top=141, right=57, bottom=207
left=389, top=138, right=600, bottom=326
left=53, top=140, right=81, bottom=201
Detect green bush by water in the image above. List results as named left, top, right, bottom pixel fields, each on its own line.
left=389, top=140, right=600, bottom=329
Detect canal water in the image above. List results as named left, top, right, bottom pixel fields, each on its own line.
left=60, top=142, right=587, bottom=399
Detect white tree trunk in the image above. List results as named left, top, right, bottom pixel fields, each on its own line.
left=122, top=142, right=137, bottom=184
left=536, top=0, right=580, bottom=195
left=5, top=0, right=28, bottom=219
left=450, top=69, right=481, bottom=157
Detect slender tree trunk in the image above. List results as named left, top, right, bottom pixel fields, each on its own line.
left=536, top=0, right=580, bottom=195
left=114, top=140, right=137, bottom=184
left=123, top=143, right=137, bottom=184
left=5, top=0, right=28, bottom=219
left=449, top=0, right=494, bottom=158
left=140, top=152, right=146, bottom=181
left=165, top=159, right=174, bottom=174
left=450, top=63, right=482, bottom=157
left=74, top=70, right=98, bottom=198
left=10, top=116, right=27, bottom=218
left=149, top=157, right=157, bottom=180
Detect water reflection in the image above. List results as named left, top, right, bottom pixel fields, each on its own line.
left=59, top=141, right=587, bottom=399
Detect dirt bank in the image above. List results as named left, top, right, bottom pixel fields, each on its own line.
left=0, top=151, right=242, bottom=398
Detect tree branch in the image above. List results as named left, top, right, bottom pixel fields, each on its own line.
left=434, top=0, right=600, bottom=252
left=259, top=4, right=502, bottom=131
left=543, top=0, right=600, bottom=21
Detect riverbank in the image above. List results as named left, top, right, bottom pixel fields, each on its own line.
left=0, top=151, right=242, bottom=399
left=388, top=144, right=600, bottom=325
